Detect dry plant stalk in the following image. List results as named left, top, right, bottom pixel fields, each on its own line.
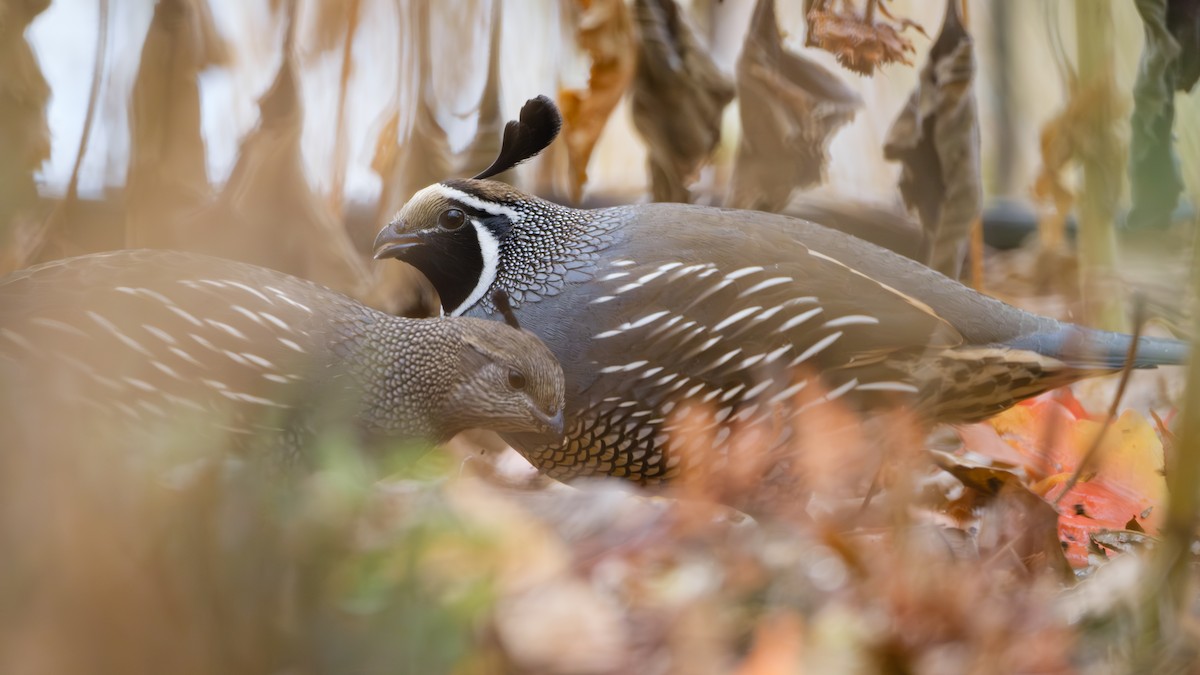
left=1031, top=82, right=1125, bottom=251
left=1071, top=0, right=1127, bottom=332
left=0, top=0, right=51, bottom=275
left=125, top=0, right=226, bottom=251
left=213, top=49, right=377, bottom=302
left=367, top=0, right=449, bottom=316
left=804, top=0, right=926, bottom=76
left=152, top=8, right=386, bottom=308
left=883, top=0, right=981, bottom=280
left=459, top=0, right=508, bottom=181
left=631, top=0, right=734, bottom=203
left=326, top=0, right=363, bottom=213
left=558, top=0, right=636, bottom=203
left=728, top=0, right=861, bottom=213
left=372, top=0, right=452, bottom=223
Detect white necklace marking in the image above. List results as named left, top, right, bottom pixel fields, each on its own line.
left=450, top=217, right=501, bottom=316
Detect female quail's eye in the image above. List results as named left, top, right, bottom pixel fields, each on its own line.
left=439, top=208, right=466, bottom=231
left=507, top=367, right=527, bottom=391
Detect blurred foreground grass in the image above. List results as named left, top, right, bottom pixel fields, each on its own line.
left=2, top=366, right=1195, bottom=674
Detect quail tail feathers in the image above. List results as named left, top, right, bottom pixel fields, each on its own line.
left=1004, top=325, right=1189, bottom=371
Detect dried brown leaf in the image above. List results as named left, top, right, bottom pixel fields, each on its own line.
left=125, top=0, right=216, bottom=251
left=804, top=0, right=923, bottom=76
left=729, top=0, right=861, bottom=212
left=631, top=0, right=734, bottom=203
left=190, top=50, right=379, bottom=304
left=304, top=0, right=359, bottom=56
left=190, top=0, right=230, bottom=67
left=559, top=0, right=636, bottom=203
left=883, top=0, right=980, bottom=279
left=1171, top=0, right=1200, bottom=92
left=0, top=0, right=51, bottom=274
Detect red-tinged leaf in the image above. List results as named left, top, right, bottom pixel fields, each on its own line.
left=960, top=394, right=1167, bottom=568
left=1051, top=479, right=1160, bottom=566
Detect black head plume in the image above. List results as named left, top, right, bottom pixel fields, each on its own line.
left=472, top=95, right=562, bottom=180
left=492, top=290, right=521, bottom=331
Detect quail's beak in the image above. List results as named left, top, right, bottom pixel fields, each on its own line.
left=373, top=222, right=422, bottom=260
left=501, top=408, right=565, bottom=451
left=537, top=408, right=565, bottom=439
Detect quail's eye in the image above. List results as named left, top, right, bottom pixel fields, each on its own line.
left=507, top=367, right=527, bottom=391
left=439, top=208, right=466, bottom=231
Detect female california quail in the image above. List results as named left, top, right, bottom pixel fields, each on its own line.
left=0, top=250, right=565, bottom=466
left=373, top=96, right=1187, bottom=493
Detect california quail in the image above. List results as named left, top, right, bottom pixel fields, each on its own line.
left=0, top=250, right=565, bottom=467
left=373, top=96, right=1188, bottom=493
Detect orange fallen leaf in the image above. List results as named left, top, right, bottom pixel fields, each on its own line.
left=959, top=393, right=1167, bottom=567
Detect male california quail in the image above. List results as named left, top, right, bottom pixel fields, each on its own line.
left=373, top=96, right=1187, bottom=493
left=0, top=250, right=565, bottom=466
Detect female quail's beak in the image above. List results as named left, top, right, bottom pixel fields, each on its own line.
left=534, top=408, right=565, bottom=440
left=373, top=222, right=422, bottom=260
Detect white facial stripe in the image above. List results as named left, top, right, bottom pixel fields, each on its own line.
left=857, top=381, right=919, bottom=393
left=450, top=217, right=501, bottom=316
left=432, top=184, right=522, bottom=222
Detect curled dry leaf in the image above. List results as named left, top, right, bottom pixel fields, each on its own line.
left=883, top=0, right=981, bottom=280
left=631, top=0, right=734, bottom=203
left=1126, top=0, right=1199, bottom=229
left=126, top=0, right=225, bottom=251
left=728, top=0, right=862, bottom=213
left=804, top=0, right=924, bottom=76
left=0, top=0, right=51, bottom=274
left=1032, top=81, right=1128, bottom=252
left=559, top=0, right=636, bottom=203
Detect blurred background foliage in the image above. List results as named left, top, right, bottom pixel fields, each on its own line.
left=3, top=0, right=1200, bottom=673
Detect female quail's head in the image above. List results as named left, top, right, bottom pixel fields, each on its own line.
left=431, top=317, right=565, bottom=442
